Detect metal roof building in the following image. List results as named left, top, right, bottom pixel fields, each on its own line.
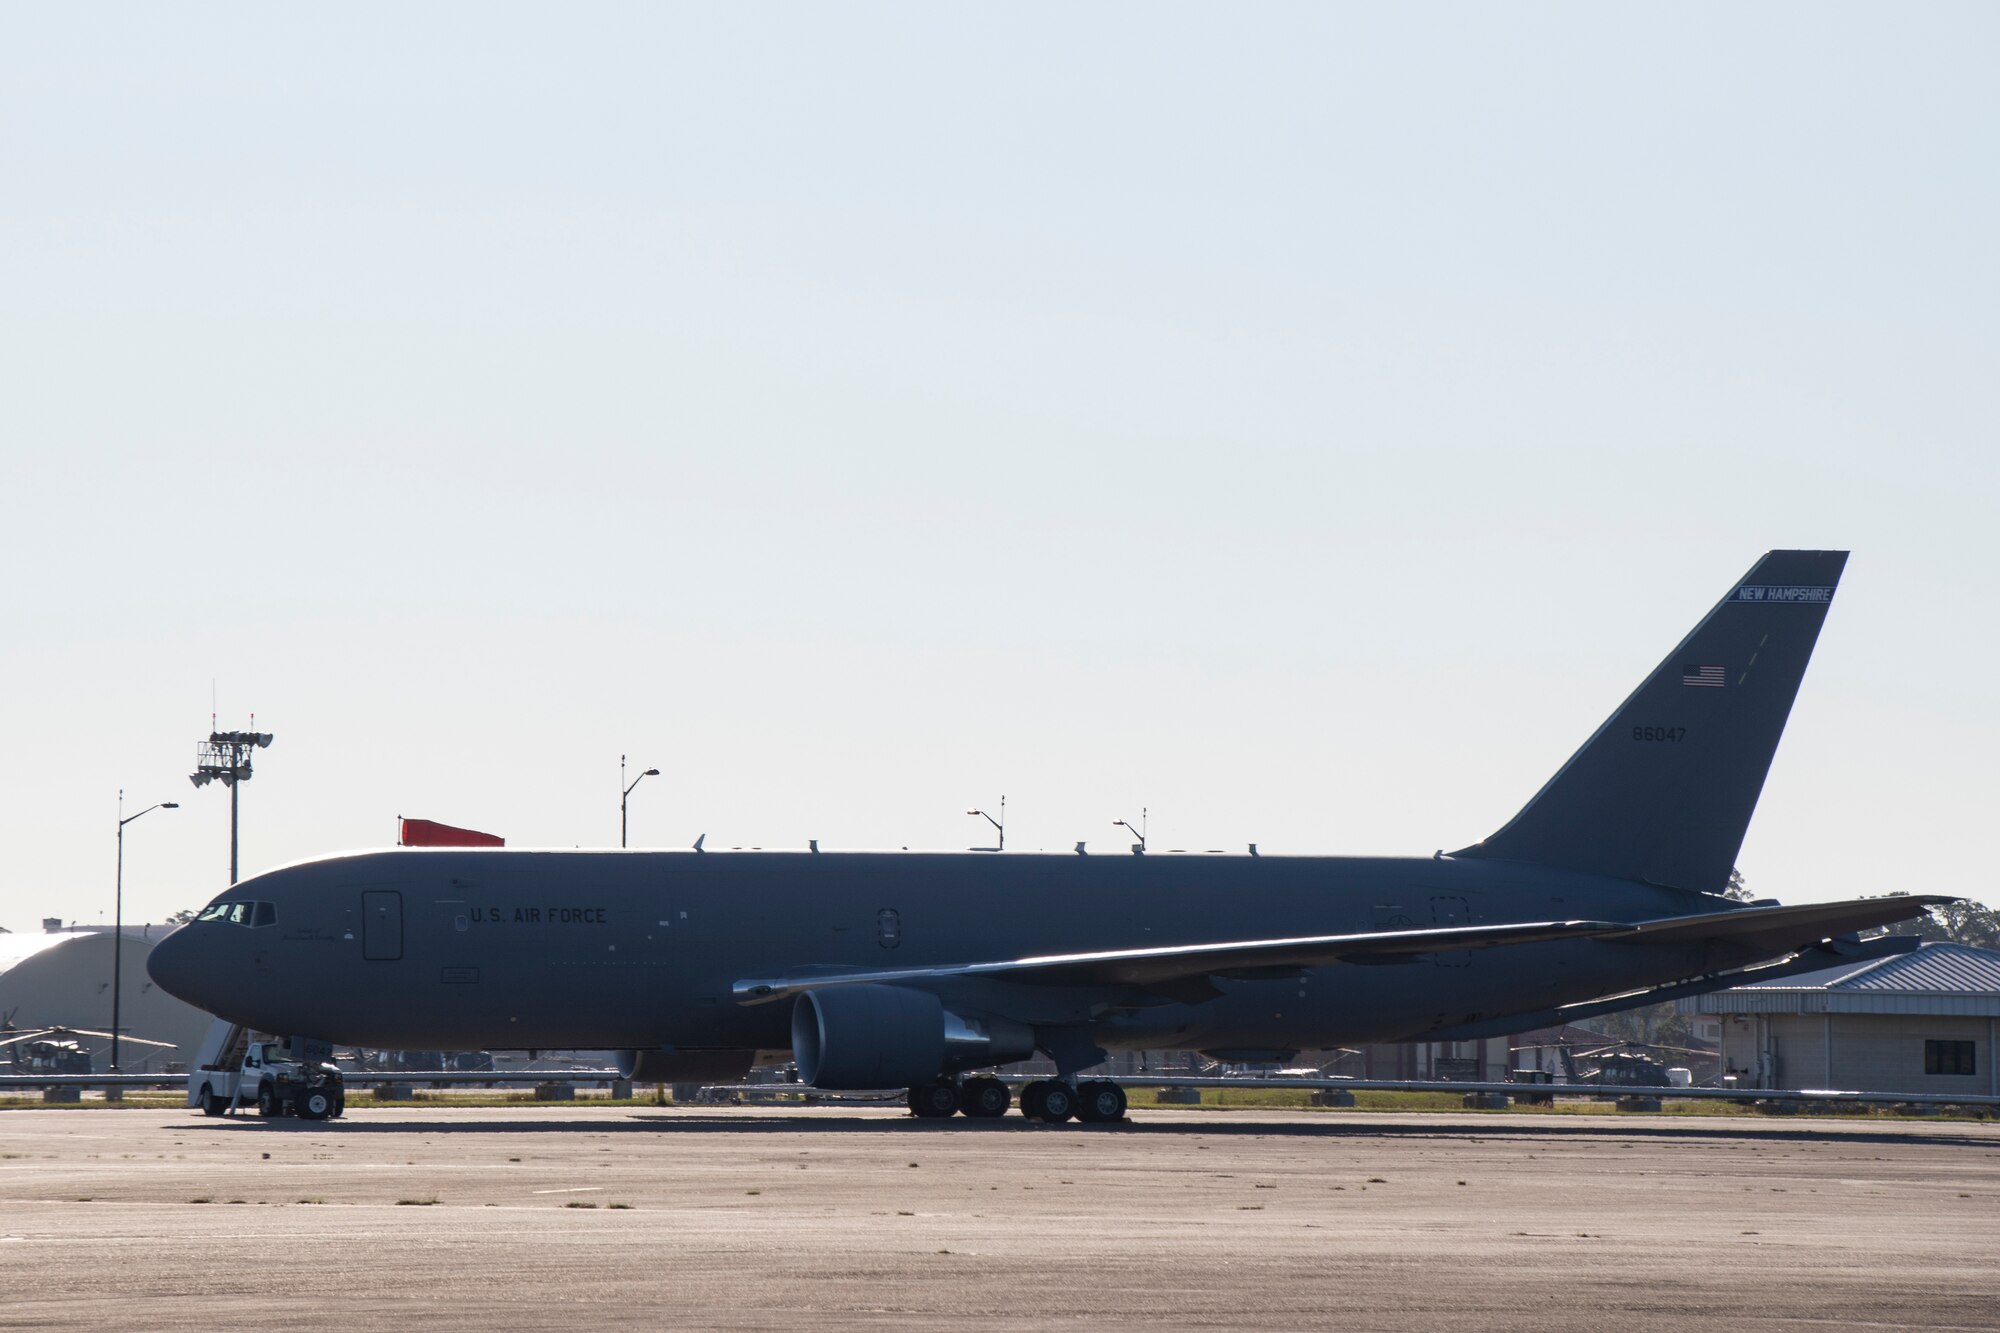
left=1679, top=942, right=2000, bottom=1097
left=0, top=926, right=214, bottom=1072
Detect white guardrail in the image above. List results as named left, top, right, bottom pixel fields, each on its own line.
left=3, top=1071, right=1993, bottom=1108
left=0, top=1070, right=624, bottom=1090
left=709, top=1074, right=2000, bottom=1109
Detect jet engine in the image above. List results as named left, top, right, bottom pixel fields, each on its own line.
left=790, top=984, right=1034, bottom=1090
left=615, top=1048, right=756, bottom=1083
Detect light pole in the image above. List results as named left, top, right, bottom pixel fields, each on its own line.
left=114, top=791, right=178, bottom=1072
left=1114, top=807, right=1148, bottom=854
left=189, top=725, right=273, bottom=884
left=966, top=796, right=1006, bottom=851
left=621, top=754, right=660, bottom=849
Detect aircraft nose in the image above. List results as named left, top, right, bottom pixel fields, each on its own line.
left=147, top=927, right=219, bottom=1011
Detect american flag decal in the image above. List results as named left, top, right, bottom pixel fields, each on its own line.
left=1682, top=664, right=1726, bottom=688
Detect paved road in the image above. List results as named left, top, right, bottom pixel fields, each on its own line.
left=2, top=1105, right=1996, bottom=1330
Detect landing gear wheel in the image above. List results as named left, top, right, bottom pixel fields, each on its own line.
left=199, top=1085, right=226, bottom=1118
left=907, top=1080, right=961, bottom=1119
left=298, top=1089, right=334, bottom=1121
left=328, top=1092, right=345, bottom=1120
left=1025, top=1080, right=1076, bottom=1123
left=958, top=1076, right=1010, bottom=1119
left=1076, top=1080, right=1128, bottom=1123
left=256, top=1085, right=276, bottom=1118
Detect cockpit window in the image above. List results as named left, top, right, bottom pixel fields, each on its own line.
left=194, top=901, right=278, bottom=928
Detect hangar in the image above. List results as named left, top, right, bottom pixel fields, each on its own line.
left=1682, top=941, right=2000, bottom=1098
left=0, top=925, right=213, bottom=1071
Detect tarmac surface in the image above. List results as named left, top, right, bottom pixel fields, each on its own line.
left=2, top=1104, right=1997, bottom=1331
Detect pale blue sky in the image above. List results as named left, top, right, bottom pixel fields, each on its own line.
left=2, top=5, right=1994, bottom=930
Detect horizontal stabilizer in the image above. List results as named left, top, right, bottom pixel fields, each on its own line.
left=1423, top=932, right=1927, bottom=1043
left=1603, top=895, right=1955, bottom=955
left=733, top=917, right=1628, bottom=1004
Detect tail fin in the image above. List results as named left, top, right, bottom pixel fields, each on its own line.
left=1452, top=550, right=1848, bottom=893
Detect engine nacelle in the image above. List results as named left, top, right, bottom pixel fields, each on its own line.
left=616, top=1048, right=756, bottom=1083
left=791, top=984, right=1035, bottom=1089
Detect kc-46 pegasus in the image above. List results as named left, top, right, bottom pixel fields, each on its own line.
left=150, top=551, right=1948, bottom=1123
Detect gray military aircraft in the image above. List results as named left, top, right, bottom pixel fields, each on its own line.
left=149, top=550, right=1947, bottom=1123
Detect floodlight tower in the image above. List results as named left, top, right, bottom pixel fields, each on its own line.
left=189, top=723, right=274, bottom=884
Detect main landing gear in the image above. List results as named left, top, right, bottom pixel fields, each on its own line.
left=905, top=1077, right=1127, bottom=1124
left=1024, top=1079, right=1127, bottom=1124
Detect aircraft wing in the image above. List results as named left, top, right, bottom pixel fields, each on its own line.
left=733, top=894, right=1958, bottom=1006
left=731, top=918, right=1628, bottom=1004
left=1603, top=895, right=1956, bottom=954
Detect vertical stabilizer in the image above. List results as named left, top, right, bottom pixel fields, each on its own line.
left=1452, top=550, right=1847, bottom=893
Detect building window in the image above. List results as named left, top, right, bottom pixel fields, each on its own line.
left=1924, top=1040, right=1976, bottom=1076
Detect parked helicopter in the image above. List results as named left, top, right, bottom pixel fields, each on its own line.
left=1, top=1011, right=179, bottom=1075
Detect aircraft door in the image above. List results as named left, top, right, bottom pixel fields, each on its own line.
left=362, top=891, right=404, bottom=961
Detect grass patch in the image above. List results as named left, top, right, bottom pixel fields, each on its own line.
left=0, top=1089, right=643, bottom=1114
left=1124, top=1087, right=1464, bottom=1111
left=367, top=1090, right=638, bottom=1107
left=1, top=1087, right=1987, bottom=1121
left=564, top=1200, right=598, bottom=1209
left=0, top=1095, right=192, bottom=1112
left=396, top=1197, right=440, bottom=1206
left=1119, top=1087, right=1998, bottom=1119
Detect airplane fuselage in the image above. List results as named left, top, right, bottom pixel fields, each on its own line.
left=152, top=846, right=1749, bottom=1058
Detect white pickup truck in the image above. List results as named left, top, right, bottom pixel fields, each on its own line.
left=188, top=1024, right=345, bottom=1120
